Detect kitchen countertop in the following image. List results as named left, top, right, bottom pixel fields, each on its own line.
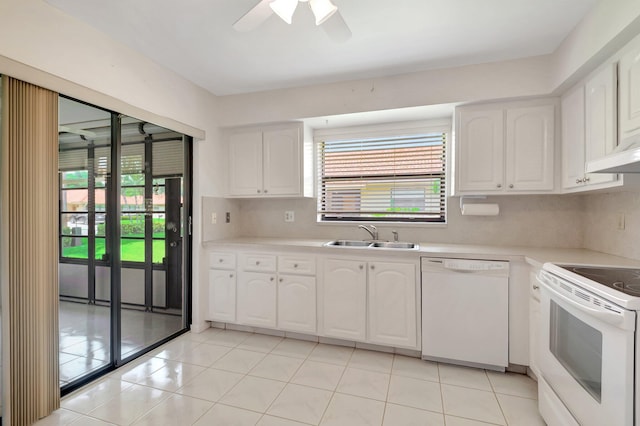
left=204, top=237, right=640, bottom=269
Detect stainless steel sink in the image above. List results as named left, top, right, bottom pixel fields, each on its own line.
left=325, top=240, right=372, bottom=247
left=324, top=240, right=418, bottom=249
left=370, top=241, right=419, bottom=249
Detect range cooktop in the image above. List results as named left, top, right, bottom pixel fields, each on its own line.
left=559, top=265, right=640, bottom=297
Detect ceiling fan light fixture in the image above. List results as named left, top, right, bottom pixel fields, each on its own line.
left=309, top=0, right=338, bottom=25
left=270, top=0, right=299, bottom=24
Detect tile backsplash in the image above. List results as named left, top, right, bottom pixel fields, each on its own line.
left=202, top=190, right=640, bottom=260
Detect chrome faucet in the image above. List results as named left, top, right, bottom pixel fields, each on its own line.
left=358, top=224, right=378, bottom=240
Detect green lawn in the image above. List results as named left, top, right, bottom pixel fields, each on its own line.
left=63, top=238, right=166, bottom=263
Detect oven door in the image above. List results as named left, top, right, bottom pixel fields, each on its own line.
left=538, top=271, right=635, bottom=426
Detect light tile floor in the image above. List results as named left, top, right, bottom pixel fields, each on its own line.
left=38, top=328, right=545, bottom=425
left=59, top=301, right=183, bottom=386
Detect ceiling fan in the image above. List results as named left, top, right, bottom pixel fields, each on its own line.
left=233, top=0, right=352, bottom=42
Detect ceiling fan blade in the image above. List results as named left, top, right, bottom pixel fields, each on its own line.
left=233, top=0, right=275, bottom=32
left=321, top=10, right=352, bottom=42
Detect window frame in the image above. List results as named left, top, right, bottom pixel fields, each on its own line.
left=315, top=120, right=449, bottom=225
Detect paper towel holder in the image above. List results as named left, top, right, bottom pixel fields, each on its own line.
left=459, top=196, right=500, bottom=216
left=459, top=195, right=487, bottom=211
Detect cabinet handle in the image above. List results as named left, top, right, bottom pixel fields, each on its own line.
left=270, top=277, right=274, bottom=281
left=584, top=177, right=590, bottom=183
left=257, top=189, right=261, bottom=193
left=533, top=285, right=539, bottom=290
left=576, top=178, right=583, bottom=184
left=359, top=264, right=364, bottom=270
left=293, top=263, right=298, bottom=268
left=264, top=189, right=268, bottom=193
left=279, top=278, right=283, bottom=282
left=256, top=261, right=260, bottom=265
left=509, top=184, right=514, bottom=189
left=370, top=265, right=375, bottom=270
left=230, top=273, right=234, bottom=278
left=496, top=183, right=502, bottom=188
left=218, top=258, right=223, bottom=263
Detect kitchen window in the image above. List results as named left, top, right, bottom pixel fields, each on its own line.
left=317, top=125, right=447, bottom=223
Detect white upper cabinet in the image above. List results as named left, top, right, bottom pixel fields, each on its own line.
left=263, top=127, right=302, bottom=195
left=584, top=63, right=618, bottom=186
left=561, top=86, right=586, bottom=190
left=455, top=101, right=556, bottom=195
left=227, top=123, right=312, bottom=198
left=505, top=105, right=555, bottom=191
left=561, top=63, right=619, bottom=192
left=457, top=109, right=504, bottom=192
left=619, top=42, right=640, bottom=141
left=228, top=130, right=263, bottom=196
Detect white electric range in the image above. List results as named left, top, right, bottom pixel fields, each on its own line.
left=537, top=262, right=640, bottom=426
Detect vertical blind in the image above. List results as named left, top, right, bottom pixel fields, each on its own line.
left=317, top=132, right=447, bottom=222
left=2, top=75, right=60, bottom=425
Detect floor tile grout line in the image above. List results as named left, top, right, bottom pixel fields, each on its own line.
left=259, top=336, right=333, bottom=423
left=57, top=330, right=541, bottom=426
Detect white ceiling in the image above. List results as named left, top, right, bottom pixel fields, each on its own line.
left=46, top=0, right=598, bottom=97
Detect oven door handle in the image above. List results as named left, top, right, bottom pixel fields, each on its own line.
left=540, top=278, right=634, bottom=330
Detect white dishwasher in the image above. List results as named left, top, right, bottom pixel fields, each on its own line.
left=421, top=257, right=509, bottom=371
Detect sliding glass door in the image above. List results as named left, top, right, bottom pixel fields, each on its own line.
left=58, top=98, right=191, bottom=392
left=117, top=116, right=186, bottom=360
left=58, top=98, right=113, bottom=386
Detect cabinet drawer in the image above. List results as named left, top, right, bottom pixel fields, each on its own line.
left=278, top=255, right=316, bottom=275
left=209, top=251, right=236, bottom=269
left=240, top=253, right=277, bottom=272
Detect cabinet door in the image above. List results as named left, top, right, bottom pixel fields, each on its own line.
left=237, top=271, right=276, bottom=328
left=277, top=275, right=316, bottom=333
left=585, top=64, right=618, bottom=186
left=208, top=269, right=236, bottom=322
left=321, top=258, right=367, bottom=341
left=505, top=105, right=555, bottom=191
left=368, top=262, right=417, bottom=348
left=263, top=126, right=301, bottom=196
left=529, top=292, right=541, bottom=378
left=619, top=43, right=640, bottom=139
left=561, top=86, right=586, bottom=190
left=228, top=130, right=263, bottom=196
left=457, top=109, right=505, bottom=192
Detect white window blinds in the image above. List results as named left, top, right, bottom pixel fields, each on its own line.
left=317, top=132, right=446, bottom=222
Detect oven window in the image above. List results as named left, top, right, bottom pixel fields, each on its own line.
left=550, top=300, right=602, bottom=402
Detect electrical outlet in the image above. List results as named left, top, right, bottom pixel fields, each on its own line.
left=617, top=213, right=626, bottom=230
left=284, top=211, right=295, bottom=222
left=226, top=212, right=231, bottom=223
left=211, top=212, right=217, bottom=224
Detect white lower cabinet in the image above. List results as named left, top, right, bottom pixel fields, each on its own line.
left=529, top=270, right=541, bottom=378
left=321, top=258, right=367, bottom=341
left=208, top=251, right=237, bottom=322
left=277, top=274, right=316, bottom=333
left=209, top=248, right=419, bottom=351
left=368, top=261, right=417, bottom=348
left=237, top=271, right=277, bottom=328
left=321, top=257, right=418, bottom=349
left=208, top=269, right=236, bottom=322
